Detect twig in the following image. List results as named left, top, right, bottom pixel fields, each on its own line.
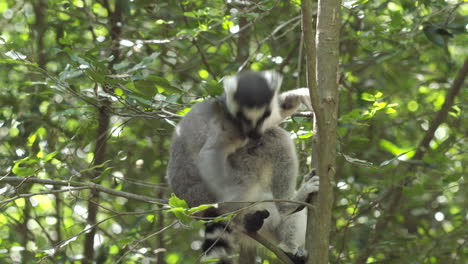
left=292, top=111, right=314, bottom=118
left=413, top=57, right=468, bottom=161
left=116, top=220, right=177, bottom=263
left=238, top=15, right=302, bottom=71
left=51, top=208, right=166, bottom=250
left=178, top=1, right=218, bottom=81
left=243, top=230, right=294, bottom=264
left=0, top=176, right=167, bottom=204
left=300, top=0, right=319, bottom=114
left=0, top=186, right=87, bottom=206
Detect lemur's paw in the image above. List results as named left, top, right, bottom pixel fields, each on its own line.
left=243, top=210, right=270, bottom=233
left=285, top=249, right=307, bottom=264
left=303, top=175, right=320, bottom=194
left=304, top=168, right=317, bottom=181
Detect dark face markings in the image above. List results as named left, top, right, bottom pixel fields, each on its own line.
left=230, top=71, right=276, bottom=139
left=235, top=107, right=272, bottom=140
left=259, top=109, right=271, bottom=122
left=234, top=72, right=273, bottom=108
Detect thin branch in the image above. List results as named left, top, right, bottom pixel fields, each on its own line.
left=238, top=15, right=302, bottom=71
left=178, top=1, right=218, bottom=81
left=296, top=32, right=304, bottom=88
left=116, top=220, right=177, bottom=263
left=244, top=231, right=294, bottom=264
left=413, top=57, right=468, bottom=160
left=292, top=111, right=314, bottom=118
left=0, top=176, right=167, bottom=204
left=198, top=207, right=295, bottom=264
left=52, top=208, right=166, bottom=250
left=300, top=0, right=320, bottom=115
left=0, top=186, right=88, bottom=206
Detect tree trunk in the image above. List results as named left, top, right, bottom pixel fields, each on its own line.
left=301, top=0, right=341, bottom=264
left=83, top=1, right=123, bottom=262
left=83, top=105, right=110, bottom=264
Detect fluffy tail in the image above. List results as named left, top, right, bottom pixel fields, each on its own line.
left=201, top=209, right=233, bottom=264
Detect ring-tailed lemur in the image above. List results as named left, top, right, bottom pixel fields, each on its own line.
left=167, top=71, right=319, bottom=264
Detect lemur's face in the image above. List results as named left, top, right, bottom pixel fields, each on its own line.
left=223, top=71, right=282, bottom=140
left=234, top=105, right=272, bottom=140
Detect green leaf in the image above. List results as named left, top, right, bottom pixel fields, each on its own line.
left=80, top=160, right=111, bottom=173
left=59, top=67, right=83, bottom=81
left=67, top=51, right=91, bottom=68
left=340, top=108, right=363, bottom=122
left=91, top=167, right=112, bottom=183
left=127, top=52, right=160, bottom=73
left=423, top=24, right=453, bottom=47
left=361, top=92, right=375, bottom=101
left=199, top=69, right=209, bottom=79
left=146, top=76, right=180, bottom=93
left=132, top=79, right=158, bottom=97
left=380, top=139, right=414, bottom=157
left=127, top=94, right=152, bottom=107
left=168, top=210, right=191, bottom=225
left=297, top=131, right=313, bottom=139
left=213, top=213, right=235, bottom=222
left=188, top=204, right=215, bottom=214
left=442, top=173, right=462, bottom=184
left=12, top=157, right=39, bottom=176
left=343, top=154, right=377, bottom=168
left=167, top=194, right=192, bottom=224
left=27, top=133, right=37, bottom=147
left=168, top=194, right=189, bottom=209
left=84, top=69, right=106, bottom=83
left=43, top=151, right=59, bottom=163
left=0, top=1, right=8, bottom=12
left=0, top=58, right=38, bottom=67
left=183, top=11, right=197, bottom=18
left=379, top=151, right=411, bottom=167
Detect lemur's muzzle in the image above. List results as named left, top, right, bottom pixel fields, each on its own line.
left=248, top=130, right=262, bottom=140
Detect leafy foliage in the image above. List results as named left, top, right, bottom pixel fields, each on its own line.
left=0, top=0, right=466, bottom=263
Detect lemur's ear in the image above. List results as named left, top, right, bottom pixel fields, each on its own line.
left=222, top=74, right=239, bottom=117
left=279, top=88, right=313, bottom=116
left=263, top=88, right=313, bottom=128
left=261, top=70, right=283, bottom=92
left=222, top=70, right=283, bottom=95
left=222, top=74, right=237, bottom=97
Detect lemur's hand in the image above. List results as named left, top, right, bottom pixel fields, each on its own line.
left=302, top=174, right=319, bottom=194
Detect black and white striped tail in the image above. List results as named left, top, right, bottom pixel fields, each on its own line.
left=201, top=209, right=233, bottom=264
left=202, top=221, right=232, bottom=264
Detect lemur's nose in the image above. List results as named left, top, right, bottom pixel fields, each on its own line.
left=248, top=131, right=262, bottom=140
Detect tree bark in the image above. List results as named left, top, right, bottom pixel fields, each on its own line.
left=301, top=0, right=341, bottom=264
left=83, top=105, right=110, bottom=264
